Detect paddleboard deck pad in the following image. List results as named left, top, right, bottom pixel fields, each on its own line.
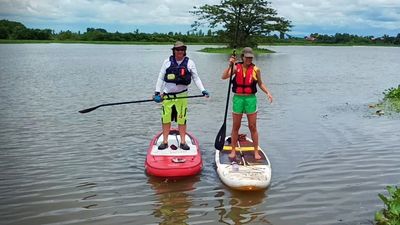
left=215, top=134, right=272, bottom=191
left=145, top=129, right=202, bottom=178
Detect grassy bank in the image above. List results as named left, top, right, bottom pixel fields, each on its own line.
left=199, top=47, right=275, bottom=54
left=0, top=39, right=275, bottom=54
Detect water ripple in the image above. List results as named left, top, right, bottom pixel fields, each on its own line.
left=1, top=44, right=399, bottom=225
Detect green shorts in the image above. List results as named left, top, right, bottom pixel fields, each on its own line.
left=232, top=94, right=257, bottom=114
left=161, top=92, right=188, bottom=125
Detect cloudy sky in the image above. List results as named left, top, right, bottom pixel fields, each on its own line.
left=0, top=0, right=399, bottom=37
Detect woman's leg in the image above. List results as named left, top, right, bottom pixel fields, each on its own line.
left=229, top=113, right=243, bottom=158
left=247, top=112, right=261, bottom=160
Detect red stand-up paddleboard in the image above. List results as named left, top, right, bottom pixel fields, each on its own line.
left=145, top=129, right=202, bottom=178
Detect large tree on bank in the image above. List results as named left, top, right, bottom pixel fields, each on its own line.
left=191, top=0, right=292, bottom=48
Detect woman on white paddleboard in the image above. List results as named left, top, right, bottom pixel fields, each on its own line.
left=221, top=47, right=273, bottom=160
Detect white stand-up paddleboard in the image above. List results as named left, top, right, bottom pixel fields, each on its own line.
left=215, top=134, right=272, bottom=191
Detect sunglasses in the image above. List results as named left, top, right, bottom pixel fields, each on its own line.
left=174, top=48, right=186, bottom=51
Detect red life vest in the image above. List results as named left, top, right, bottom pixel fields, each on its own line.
left=232, top=63, right=257, bottom=94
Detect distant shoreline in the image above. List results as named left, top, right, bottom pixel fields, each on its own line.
left=1, top=39, right=398, bottom=48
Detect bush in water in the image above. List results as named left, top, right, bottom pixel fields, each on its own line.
left=383, top=85, right=400, bottom=100
left=375, top=185, right=400, bottom=225
left=382, top=85, right=400, bottom=112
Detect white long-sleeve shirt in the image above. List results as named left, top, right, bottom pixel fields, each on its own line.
left=155, top=57, right=206, bottom=94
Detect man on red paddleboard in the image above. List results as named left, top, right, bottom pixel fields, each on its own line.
left=153, top=41, right=209, bottom=150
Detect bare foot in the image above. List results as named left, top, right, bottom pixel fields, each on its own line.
left=254, top=152, right=262, bottom=160
left=228, top=151, right=236, bottom=159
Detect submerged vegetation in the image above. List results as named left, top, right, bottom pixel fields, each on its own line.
left=382, top=85, right=400, bottom=113
left=370, top=85, right=400, bottom=115
left=375, top=186, right=400, bottom=225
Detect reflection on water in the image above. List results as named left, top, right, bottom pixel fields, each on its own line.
left=149, top=176, right=199, bottom=225
left=0, top=44, right=399, bottom=225
left=216, top=189, right=269, bottom=225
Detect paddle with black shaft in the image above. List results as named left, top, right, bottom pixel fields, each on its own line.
left=214, top=4, right=242, bottom=150
left=213, top=55, right=234, bottom=150
left=79, top=94, right=204, bottom=114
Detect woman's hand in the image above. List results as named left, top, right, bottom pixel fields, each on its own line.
left=267, top=92, right=273, bottom=103
left=229, top=55, right=236, bottom=66
left=222, top=56, right=237, bottom=79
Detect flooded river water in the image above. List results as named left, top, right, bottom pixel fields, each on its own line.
left=0, top=44, right=399, bottom=225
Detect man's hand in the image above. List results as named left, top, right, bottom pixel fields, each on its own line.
left=202, top=90, right=210, bottom=98
left=153, top=92, right=162, bottom=103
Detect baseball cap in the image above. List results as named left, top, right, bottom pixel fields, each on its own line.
left=242, top=47, right=254, bottom=57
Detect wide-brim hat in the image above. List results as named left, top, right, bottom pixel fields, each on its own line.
left=242, top=47, right=254, bottom=57
left=172, top=41, right=187, bottom=50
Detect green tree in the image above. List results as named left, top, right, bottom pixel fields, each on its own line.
left=0, top=27, right=8, bottom=39
left=191, top=0, right=292, bottom=48
left=276, top=19, right=291, bottom=39
left=57, top=30, right=80, bottom=40
left=0, top=19, right=27, bottom=39
left=83, top=28, right=109, bottom=41
left=395, top=33, right=400, bottom=45
left=34, top=29, right=52, bottom=40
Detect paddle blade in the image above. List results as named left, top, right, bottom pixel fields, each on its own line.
left=78, top=106, right=98, bottom=114
left=214, top=123, right=226, bottom=150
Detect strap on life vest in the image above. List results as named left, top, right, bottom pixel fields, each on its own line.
left=163, top=89, right=188, bottom=99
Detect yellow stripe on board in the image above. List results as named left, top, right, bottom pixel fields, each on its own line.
left=223, top=146, right=260, bottom=151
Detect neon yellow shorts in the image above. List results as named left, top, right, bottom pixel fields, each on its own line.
left=161, top=92, right=188, bottom=125
left=232, top=94, right=257, bottom=114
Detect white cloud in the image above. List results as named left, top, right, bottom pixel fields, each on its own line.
left=271, top=0, right=400, bottom=35
left=0, top=0, right=399, bottom=36
left=0, top=0, right=219, bottom=24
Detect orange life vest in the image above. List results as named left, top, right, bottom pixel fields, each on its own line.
left=232, top=63, right=257, bottom=94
